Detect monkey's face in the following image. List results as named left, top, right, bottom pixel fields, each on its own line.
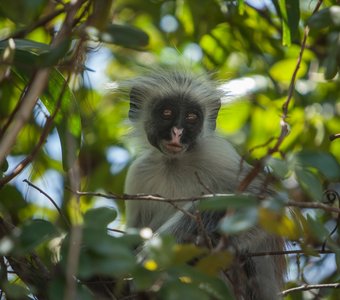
left=146, top=96, right=204, bottom=156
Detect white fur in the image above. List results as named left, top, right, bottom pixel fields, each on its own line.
left=123, top=69, right=284, bottom=300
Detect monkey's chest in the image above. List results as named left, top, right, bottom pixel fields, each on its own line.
left=133, top=167, right=210, bottom=230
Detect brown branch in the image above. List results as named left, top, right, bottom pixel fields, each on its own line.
left=248, top=248, right=334, bottom=258
left=329, top=133, right=340, bottom=141
left=280, top=283, right=340, bottom=296
left=64, top=225, right=83, bottom=300
left=0, top=71, right=70, bottom=188
left=10, top=7, right=66, bottom=39
left=286, top=200, right=340, bottom=214
left=72, top=190, right=340, bottom=214
left=0, top=68, right=51, bottom=167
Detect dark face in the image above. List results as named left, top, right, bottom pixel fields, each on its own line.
left=146, top=95, right=204, bottom=155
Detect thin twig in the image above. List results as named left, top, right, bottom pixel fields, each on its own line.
left=280, top=283, right=340, bottom=296
left=72, top=190, right=340, bottom=214
left=195, top=171, right=214, bottom=194
left=23, top=179, right=70, bottom=228
left=248, top=248, right=334, bottom=257
left=9, top=7, right=66, bottom=39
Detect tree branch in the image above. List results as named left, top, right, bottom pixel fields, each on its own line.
left=280, top=283, right=340, bottom=296
left=23, top=179, right=70, bottom=228
left=72, top=190, right=340, bottom=214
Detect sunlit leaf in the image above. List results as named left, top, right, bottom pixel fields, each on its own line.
left=173, top=244, right=208, bottom=264
left=278, top=0, right=291, bottom=46
left=195, top=251, right=233, bottom=276
left=269, top=58, right=307, bottom=83
left=259, top=208, right=300, bottom=240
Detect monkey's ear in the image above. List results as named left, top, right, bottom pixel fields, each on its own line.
left=208, top=99, right=221, bottom=130
left=129, top=86, right=143, bottom=121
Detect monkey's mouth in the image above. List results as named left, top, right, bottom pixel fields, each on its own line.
left=163, top=142, right=184, bottom=154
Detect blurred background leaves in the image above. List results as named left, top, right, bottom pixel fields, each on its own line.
left=0, top=0, right=340, bottom=299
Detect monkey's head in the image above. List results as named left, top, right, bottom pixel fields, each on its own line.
left=128, top=69, right=222, bottom=156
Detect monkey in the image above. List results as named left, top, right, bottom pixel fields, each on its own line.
left=123, top=68, right=285, bottom=300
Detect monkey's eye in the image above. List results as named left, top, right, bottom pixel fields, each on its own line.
left=186, top=112, right=198, bottom=123
left=162, top=108, right=173, bottom=119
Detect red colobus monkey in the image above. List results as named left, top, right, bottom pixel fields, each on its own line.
left=124, top=68, right=285, bottom=300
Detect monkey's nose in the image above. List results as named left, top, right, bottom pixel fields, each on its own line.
left=172, top=127, right=183, bottom=138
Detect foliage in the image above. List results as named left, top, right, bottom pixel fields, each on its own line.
left=0, top=0, right=340, bottom=299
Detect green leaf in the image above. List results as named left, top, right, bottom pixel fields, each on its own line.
left=83, top=207, right=117, bottom=229
left=266, top=157, right=290, bottom=179
left=238, top=0, right=245, bottom=15
left=78, top=243, right=136, bottom=277
left=161, top=281, right=210, bottom=300
left=308, top=6, right=340, bottom=30
left=0, top=185, right=27, bottom=215
left=96, top=24, right=149, bottom=48
left=199, top=194, right=257, bottom=211
left=324, top=32, right=340, bottom=80
left=37, top=39, right=71, bottom=67
left=219, top=208, right=258, bottom=234
left=166, top=265, right=233, bottom=300
left=0, top=157, right=9, bottom=172
left=195, top=251, right=233, bottom=276
left=173, top=244, right=208, bottom=265
left=295, top=168, right=323, bottom=202
left=2, top=282, right=28, bottom=299
left=0, top=39, right=50, bottom=54
left=16, top=219, right=58, bottom=253
left=269, top=58, right=307, bottom=83
left=0, top=0, right=48, bottom=24
left=91, top=0, right=114, bottom=30
left=278, top=0, right=291, bottom=46
left=286, top=0, right=300, bottom=41
left=306, top=214, right=330, bottom=242
left=295, top=151, right=340, bottom=180
left=41, top=68, right=82, bottom=170
left=335, top=249, right=340, bottom=271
